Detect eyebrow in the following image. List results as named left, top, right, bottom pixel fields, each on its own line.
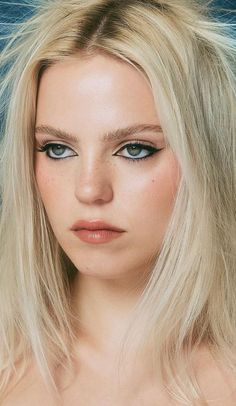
left=35, top=123, right=163, bottom=143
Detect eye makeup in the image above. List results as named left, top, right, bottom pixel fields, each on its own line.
left=35, top=140, right=164, bottom=162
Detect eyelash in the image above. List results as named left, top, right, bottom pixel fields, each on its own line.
left=35, top=142, right=162, bottom=162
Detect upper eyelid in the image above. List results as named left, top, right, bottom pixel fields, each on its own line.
left=35, top=141, right=160, bottom=156
left=36, top=140, right=74, bottom=148
left=36, top=140, right=158, bottom=149
left=36, top=141, right=161, bottom=161
left=36, top=141, right=158, bottom=157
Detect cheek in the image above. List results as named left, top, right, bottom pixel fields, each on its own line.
left=34, top=158, right=69, bottom=214
left=34, top=151, right=180, bottom=230
left=129, top=153, right=180, bottom=237
left=132, top=153, right=180, bottom=213
left=35, top=164, right=55, bottom=204
left=150, top=157, right=179, bottom=211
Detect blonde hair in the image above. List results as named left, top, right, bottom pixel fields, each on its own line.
left=0, top=0, right=236, bottom=404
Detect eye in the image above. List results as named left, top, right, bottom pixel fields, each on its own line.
left=115, top=142, right=161, bottom=161
left=36, top=143, right=77, bottom=159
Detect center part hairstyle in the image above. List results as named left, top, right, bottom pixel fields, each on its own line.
left=0, top=0, right=236, bottom=404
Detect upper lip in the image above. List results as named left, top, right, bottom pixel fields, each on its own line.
left=70, top=220, right=125, bottom=232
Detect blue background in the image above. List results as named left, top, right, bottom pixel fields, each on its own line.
left=0, top=0, right=235, bottom=50
left=0, top=1, right=235, bottom=22
left=0, top=0, right=235, bottom=134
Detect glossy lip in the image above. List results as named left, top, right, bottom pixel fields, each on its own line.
left=70, top=220, right=125, bottom=232
left=72, top=229, right=124, bottom=244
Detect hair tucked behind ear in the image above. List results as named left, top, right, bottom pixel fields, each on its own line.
left=0, top=1, right=236, bottom=404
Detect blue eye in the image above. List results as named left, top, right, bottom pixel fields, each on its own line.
left=115, top=143, right=161, bottom=161
left=36, top=142, right=162, bottom=161
left=36, top=143, right=77, bottom=159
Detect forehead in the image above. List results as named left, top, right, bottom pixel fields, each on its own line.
left=37, top=53, right=154, bottom=106
left=36, top=54, right=161, bottom=138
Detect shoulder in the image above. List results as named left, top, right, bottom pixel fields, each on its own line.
left=2, top=346, right=236, bottom=406
left=193, top=345, right=236, bottom=405
left=2, top=363, right=56, bottom=406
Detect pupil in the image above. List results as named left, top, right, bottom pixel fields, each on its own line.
left=127, top=145, right=141, bottom=156
left=52, top=145, right=64, bottom=155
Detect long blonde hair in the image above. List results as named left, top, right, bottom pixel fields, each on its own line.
left=0, top=0, right=236, bottom=404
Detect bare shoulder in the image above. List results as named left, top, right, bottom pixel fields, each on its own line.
left=193, top=345, right=236, bottom=405
left=2, top=347, right=236, bottom=406
left=2, top=363, right=56, bottom=406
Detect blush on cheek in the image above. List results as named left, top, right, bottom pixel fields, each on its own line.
left=148, top=167, right=179, bottom=215
left=150, top=181, right=174, bottom=210
left=34, top=169, right=56, bottom=207
left=159, top=154, right=181, bottom=200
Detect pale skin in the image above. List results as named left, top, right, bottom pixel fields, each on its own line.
left=34, top=54, right=180, bottom=402
left=4, top=54, right=236, bottom=405
left=34, top=54, right=180, bottom=355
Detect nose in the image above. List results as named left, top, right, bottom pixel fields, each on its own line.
left=74, top=157, right=114, bottom=205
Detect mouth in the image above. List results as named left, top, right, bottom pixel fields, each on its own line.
left=72, top=229, right=124, bottom=244
left=71, top=219, right=125, bottom=232
left=70, top=220, right=126, bottom=244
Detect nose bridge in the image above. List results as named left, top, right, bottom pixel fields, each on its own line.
left=74, top=150, right=113, bottom=204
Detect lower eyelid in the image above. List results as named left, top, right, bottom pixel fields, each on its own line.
left=36, top=142, right=162, bottom=160
left=36, top=143, right=77, bottom=158
left=116, top=144, right=159, bottom=157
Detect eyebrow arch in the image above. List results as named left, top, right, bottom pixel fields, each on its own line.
left=35, top=123, right=163, bottom=143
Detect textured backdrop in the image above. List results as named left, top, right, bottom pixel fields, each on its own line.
left=0, top=0, right=235, bottom=22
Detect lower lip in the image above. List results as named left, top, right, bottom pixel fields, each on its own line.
left=72, top=229, right=124, bottom=244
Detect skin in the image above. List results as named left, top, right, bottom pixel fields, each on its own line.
left=34, top=52, right=180, bottom=346
left=34, top=54, right=179, bottom=284
left=4, top=54, right=236, bottom=406
left=33, top=52, right=181, bottom=398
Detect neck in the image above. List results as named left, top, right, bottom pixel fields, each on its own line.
left=70, top=271, right=149, bottom=355
left=68, top=271, right=158, bottom=392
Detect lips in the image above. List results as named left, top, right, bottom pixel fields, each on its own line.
left=70, top=220, right=125, bottom=233
left=70, top=220, right=125, bottom=244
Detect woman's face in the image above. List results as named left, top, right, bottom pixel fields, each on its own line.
left=34, top=54, right=180, bottom=282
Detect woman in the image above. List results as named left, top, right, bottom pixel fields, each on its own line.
left=0, top=0, right=236, bottom=404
